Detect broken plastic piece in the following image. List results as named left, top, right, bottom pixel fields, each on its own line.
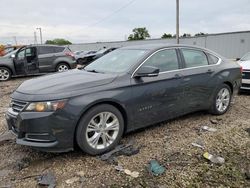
left=191, top=138, right=205, bottom=149
left=114, top=165, right=124, bottom=172
left=148, top=160, right=166, bottom=176
left=37, top=172, right=56, bottom=188
left=210, top=119, right=218, bottom=124
left=66, top=177, right=80, bottom=184
left=203, top=152, right=225, bottom=164
left=100, top=142, right=140, bottom=164
left=124, top=169, right=139, bottom=178
left=201, top=126, right=217, bottom=132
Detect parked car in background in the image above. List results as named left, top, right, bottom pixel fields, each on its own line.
left=0, top=45, right=76, bottom=81
left=237, top=52, right=250, bottom=91
left=77, top=47, right=117, bottom=65
left=75, top=50, right=97, bottom=64
left=6, top=44, right=241, bottom=154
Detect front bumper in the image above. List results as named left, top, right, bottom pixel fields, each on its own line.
left=5, top=108, right=75, bottom=152
left=241, top=70, right=250, bottom=90
left=240, top=79, right=250, bottom=90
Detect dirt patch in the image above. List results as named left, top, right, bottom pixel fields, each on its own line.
left=0, top=77, right=249, bottom=187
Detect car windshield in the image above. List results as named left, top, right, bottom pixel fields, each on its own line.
left=84, top=49, right=148, bottom=73
left=241, top=52, right=250, bottom=61
left=3, top=49, right=18, bottom=57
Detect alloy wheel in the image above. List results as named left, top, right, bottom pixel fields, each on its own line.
left=0, top=69, right=10, bottom=81
left=57, top=64, right=69, bottom=72
left=86, top=112, right=119, bottom=150
left=216, top=88, right=230, bottom=112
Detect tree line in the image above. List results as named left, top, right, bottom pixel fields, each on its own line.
left=45, top=28, right=207, bottom=45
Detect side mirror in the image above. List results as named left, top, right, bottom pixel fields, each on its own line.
left=10, top=54, right=15, bottom=58
left=235, top=58, right=241, bottom=61
left=134, top=66, right=160, bottom=78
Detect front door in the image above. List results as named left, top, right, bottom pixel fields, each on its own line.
left=14, top=47, right=39, bottom=75
left=13, top=47, right=26, bottom=75
left=130, top=48, right=185, bottom=128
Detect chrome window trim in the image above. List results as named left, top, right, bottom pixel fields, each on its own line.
left=131, top=47, right=222, bottom=78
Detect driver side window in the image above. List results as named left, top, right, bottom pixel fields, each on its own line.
left=17, top=49, right=25, bottom=60
left=142, top=49, right=179, bottom=72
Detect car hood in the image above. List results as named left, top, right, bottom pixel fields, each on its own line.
left=12, top=69, right=118, bottom=101
left=238, top=60, right=250, bottom=70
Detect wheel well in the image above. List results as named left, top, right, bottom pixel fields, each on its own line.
left=224, top=81, right=233, bottom=93
left=73, top=101, right=128, bottom=148
left=0, top=66, right=13, bottom=74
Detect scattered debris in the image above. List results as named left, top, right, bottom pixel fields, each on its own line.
left=0, top=169, right=11, bottom=178
left=203, top=152, right=225, bottom=165
left=148, top=160, right=166, bottom=176
left=210, top=119, right=218, bottom=124
left=15, top=157, right=31, bottom=171
left=114, top=165, right=124, bottom=172
left=66, top=177, right=80, bottom=184
left=245, top=168, right=250, bottom=180
left=0, top=131, right=15, bottom=145
left=201, top=125, right=217, bottom=132
left=124, top=169, right=139, bottom=178
left=76, top=171, right=85, bottom=177
left=37, top=172, right=56, bottom=188
left=245, top=128, right=250, bottom=136
left=100, top=142, right=140, bottom=165
left=191, top=138, right=205, bottom=149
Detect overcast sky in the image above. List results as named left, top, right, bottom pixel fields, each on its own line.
left=0, top=0, right=250, bottom=45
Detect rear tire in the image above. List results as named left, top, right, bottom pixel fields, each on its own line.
left=0, top=67, right=11, bottom=81
left=76, top=104, right=124, bottom=155
left=56, top=63, right=70, bottom=72
left=209, top=84, right=232, bottom=115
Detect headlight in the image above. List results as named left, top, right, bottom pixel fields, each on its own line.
left=25, top=100, right=67, bottom=112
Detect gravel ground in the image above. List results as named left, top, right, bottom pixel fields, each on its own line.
left=0, top=76, right=249, bottom=188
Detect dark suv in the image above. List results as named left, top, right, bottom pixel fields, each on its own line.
left=0, top=45, right=76, bottom=81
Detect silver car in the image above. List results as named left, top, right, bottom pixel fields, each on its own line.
left=237, top=52, right=250, bottom=91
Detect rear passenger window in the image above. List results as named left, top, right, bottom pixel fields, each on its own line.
left=54, top=47, right=65, bottom=53
left=182, top=49, right=208, bottom=68
left=38, top=46, right=55, bottom=55
left=207, top=53, right=219, bottom=64
left=143, top=49, right=179, bottom=72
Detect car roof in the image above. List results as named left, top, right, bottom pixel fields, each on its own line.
left=27, top=44, right=66, bottom=48
left=121, top=43, right=208, bottom=51
left=121, top=43, right=223, bottom=58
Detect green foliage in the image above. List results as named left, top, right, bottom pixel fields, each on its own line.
left=161, top=33, right=172, bottom=39
left=181, top=33, right=192, bottom=37
left=195, top=32, right=206, bottom=36
left=128, top=27, right=150, bottom=41
left=45, top=38, right=72, bottom=45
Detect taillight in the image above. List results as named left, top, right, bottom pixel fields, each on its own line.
left=240, top=66, right=243, bottom=73
left=65, top=52, right=74, bottom=57
left=65, top=52, right=75, bottom=60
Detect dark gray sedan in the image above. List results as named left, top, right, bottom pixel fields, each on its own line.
left=6, top=44, right=241, bottom=154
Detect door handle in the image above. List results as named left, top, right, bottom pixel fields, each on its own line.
left=207, top=69, right=214, bottom=74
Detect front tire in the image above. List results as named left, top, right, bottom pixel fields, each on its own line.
left=76, top=104, right=124, bottom=155
left=210, top=84, right=232, bottom=115
left=0, top=67, right=11, bottom=81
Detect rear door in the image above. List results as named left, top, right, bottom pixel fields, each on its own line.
left=130, top=48, right=185, bottom=128
left=37, top=46, right=61, bottom=72
left=178, top=48, right=216, bottom=111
